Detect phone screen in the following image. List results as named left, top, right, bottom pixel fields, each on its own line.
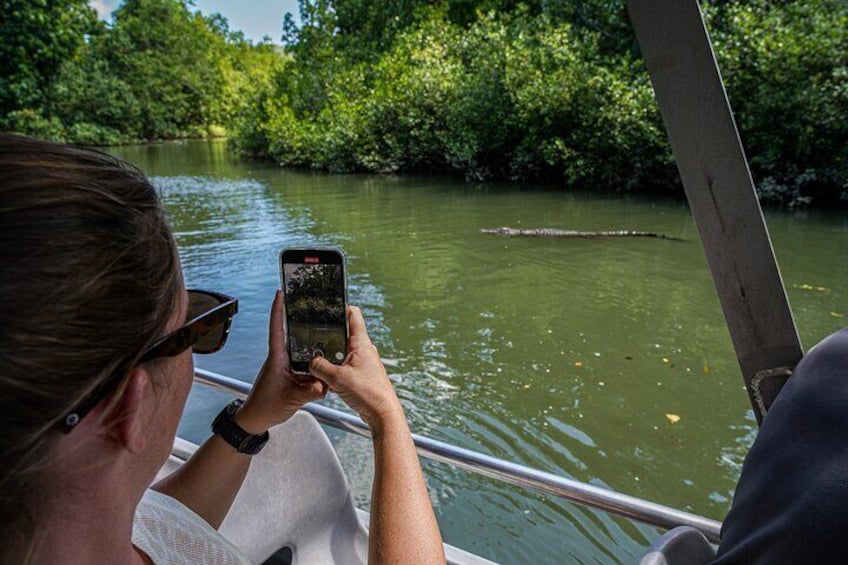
left=281, top=248, right=348, bottom=373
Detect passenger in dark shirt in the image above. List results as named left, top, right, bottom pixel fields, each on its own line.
left=714, top=328, right=848, bottom=563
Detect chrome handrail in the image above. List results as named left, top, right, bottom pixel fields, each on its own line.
left=194, top=368, right=722, bottom=543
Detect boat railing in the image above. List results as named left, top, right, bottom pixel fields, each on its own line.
left=194, top=368, right=722, bottom=543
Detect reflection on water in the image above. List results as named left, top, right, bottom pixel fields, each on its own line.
left=110, top=140, right=848, bottom=564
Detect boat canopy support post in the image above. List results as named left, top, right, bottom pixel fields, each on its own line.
left=625, top=0, right=803, bottom=424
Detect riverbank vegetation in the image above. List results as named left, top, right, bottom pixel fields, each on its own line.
left=1, top=0, right=281, bottom=145
left=231, top=0, right=847, bottom=207
left=2, top=0, right=845, bottom=206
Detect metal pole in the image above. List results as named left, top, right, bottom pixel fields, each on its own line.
left=194, top=368, right=722, bottom=542
left=625, top=0, right=804, bottom=423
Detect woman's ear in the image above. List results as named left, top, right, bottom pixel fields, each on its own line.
left=109, top=367, right=151, bottom=454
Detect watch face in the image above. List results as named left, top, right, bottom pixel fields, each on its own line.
left=227, top=399, right=244, bottom=416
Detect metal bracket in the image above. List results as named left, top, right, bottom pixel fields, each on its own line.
left=750, top=366, right=794, bottom=420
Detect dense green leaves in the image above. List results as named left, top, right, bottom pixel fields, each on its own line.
left=707, top=0, right=848, bottom=206
left=230, top=0, right=847, bottom=206
left=102, top=0, right=223, bottom=138
left=232, top=4, right=673, bottom=186
left=0, top=0, right=100, bottom=117
left=2, top=0, right=845, bottom=206
left=0, top=0, right=281, bottom=144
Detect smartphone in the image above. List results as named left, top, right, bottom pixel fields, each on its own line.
left=279, top=247, right=349, bottom=374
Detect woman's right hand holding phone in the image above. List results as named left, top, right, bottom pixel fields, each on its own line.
left=308, top=306, right=404, bottom=436
left=309, top=306, right=446, bottom=564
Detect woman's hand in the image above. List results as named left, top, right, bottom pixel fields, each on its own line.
left=234, top=290, right=327, bottom=434
left=311, top=308, right=445, bottom=564
left=308, top=306, right=404, bottom=435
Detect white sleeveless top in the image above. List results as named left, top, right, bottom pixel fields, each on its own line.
left=132, top=489, right=252, bottom=565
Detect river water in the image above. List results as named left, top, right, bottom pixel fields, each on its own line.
left=109, top=140, right=847, bottom=564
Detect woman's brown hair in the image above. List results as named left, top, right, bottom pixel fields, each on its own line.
left=0, top=134, right=180, bottom=561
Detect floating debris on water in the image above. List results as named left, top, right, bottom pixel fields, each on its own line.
left=795, top=283, right=830, bottom=293
left=574, top=361, right=583, bottom=367
left=666, top=414, right=681, bottom=424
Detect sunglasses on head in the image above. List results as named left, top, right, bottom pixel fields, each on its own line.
left=62, top=289, right=238, bottom=431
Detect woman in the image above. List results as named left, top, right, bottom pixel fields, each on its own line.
left=0, top=134, right=446, bottom=564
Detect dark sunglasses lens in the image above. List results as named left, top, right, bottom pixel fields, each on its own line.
left=187, top=291, right=220, bottom=319
left=187, top=291, right=228, bottom=353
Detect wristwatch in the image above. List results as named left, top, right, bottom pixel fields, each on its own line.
left=212, top=399, right=270, bottom=455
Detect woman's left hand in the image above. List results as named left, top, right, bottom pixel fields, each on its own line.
left=233, top=289, right=327, bottom=434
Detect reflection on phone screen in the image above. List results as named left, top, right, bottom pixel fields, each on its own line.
left=283, top=262, right=347, bottom=364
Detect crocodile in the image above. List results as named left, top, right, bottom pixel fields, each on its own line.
left=480, top=227, right=682, bottom=240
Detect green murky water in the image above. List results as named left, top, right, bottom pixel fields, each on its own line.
left=109, top=140, right=848, bottom=564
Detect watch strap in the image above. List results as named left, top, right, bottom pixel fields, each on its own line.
left=212, top=399, right=269, bottom=455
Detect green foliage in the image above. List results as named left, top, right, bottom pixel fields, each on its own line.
left=1, top=0, right=283, bottom=145
left=507, top=25, right=672, bottom=188
left=0, top=0, right=100, bottom=117
left=3, top=0, right=844, bottom=205
left=707, top=0, right=848, bottom=206
left=99, top=0, right=218, bottom=138
left=4, top=109, right=67, bottom=142
left=51, top=55, right=142, bottom=141
left=233, top=5, right=675, bottom=190
left=285, top=264, right=346, bottom=323
left=231, top=0, right=847, bottom=206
